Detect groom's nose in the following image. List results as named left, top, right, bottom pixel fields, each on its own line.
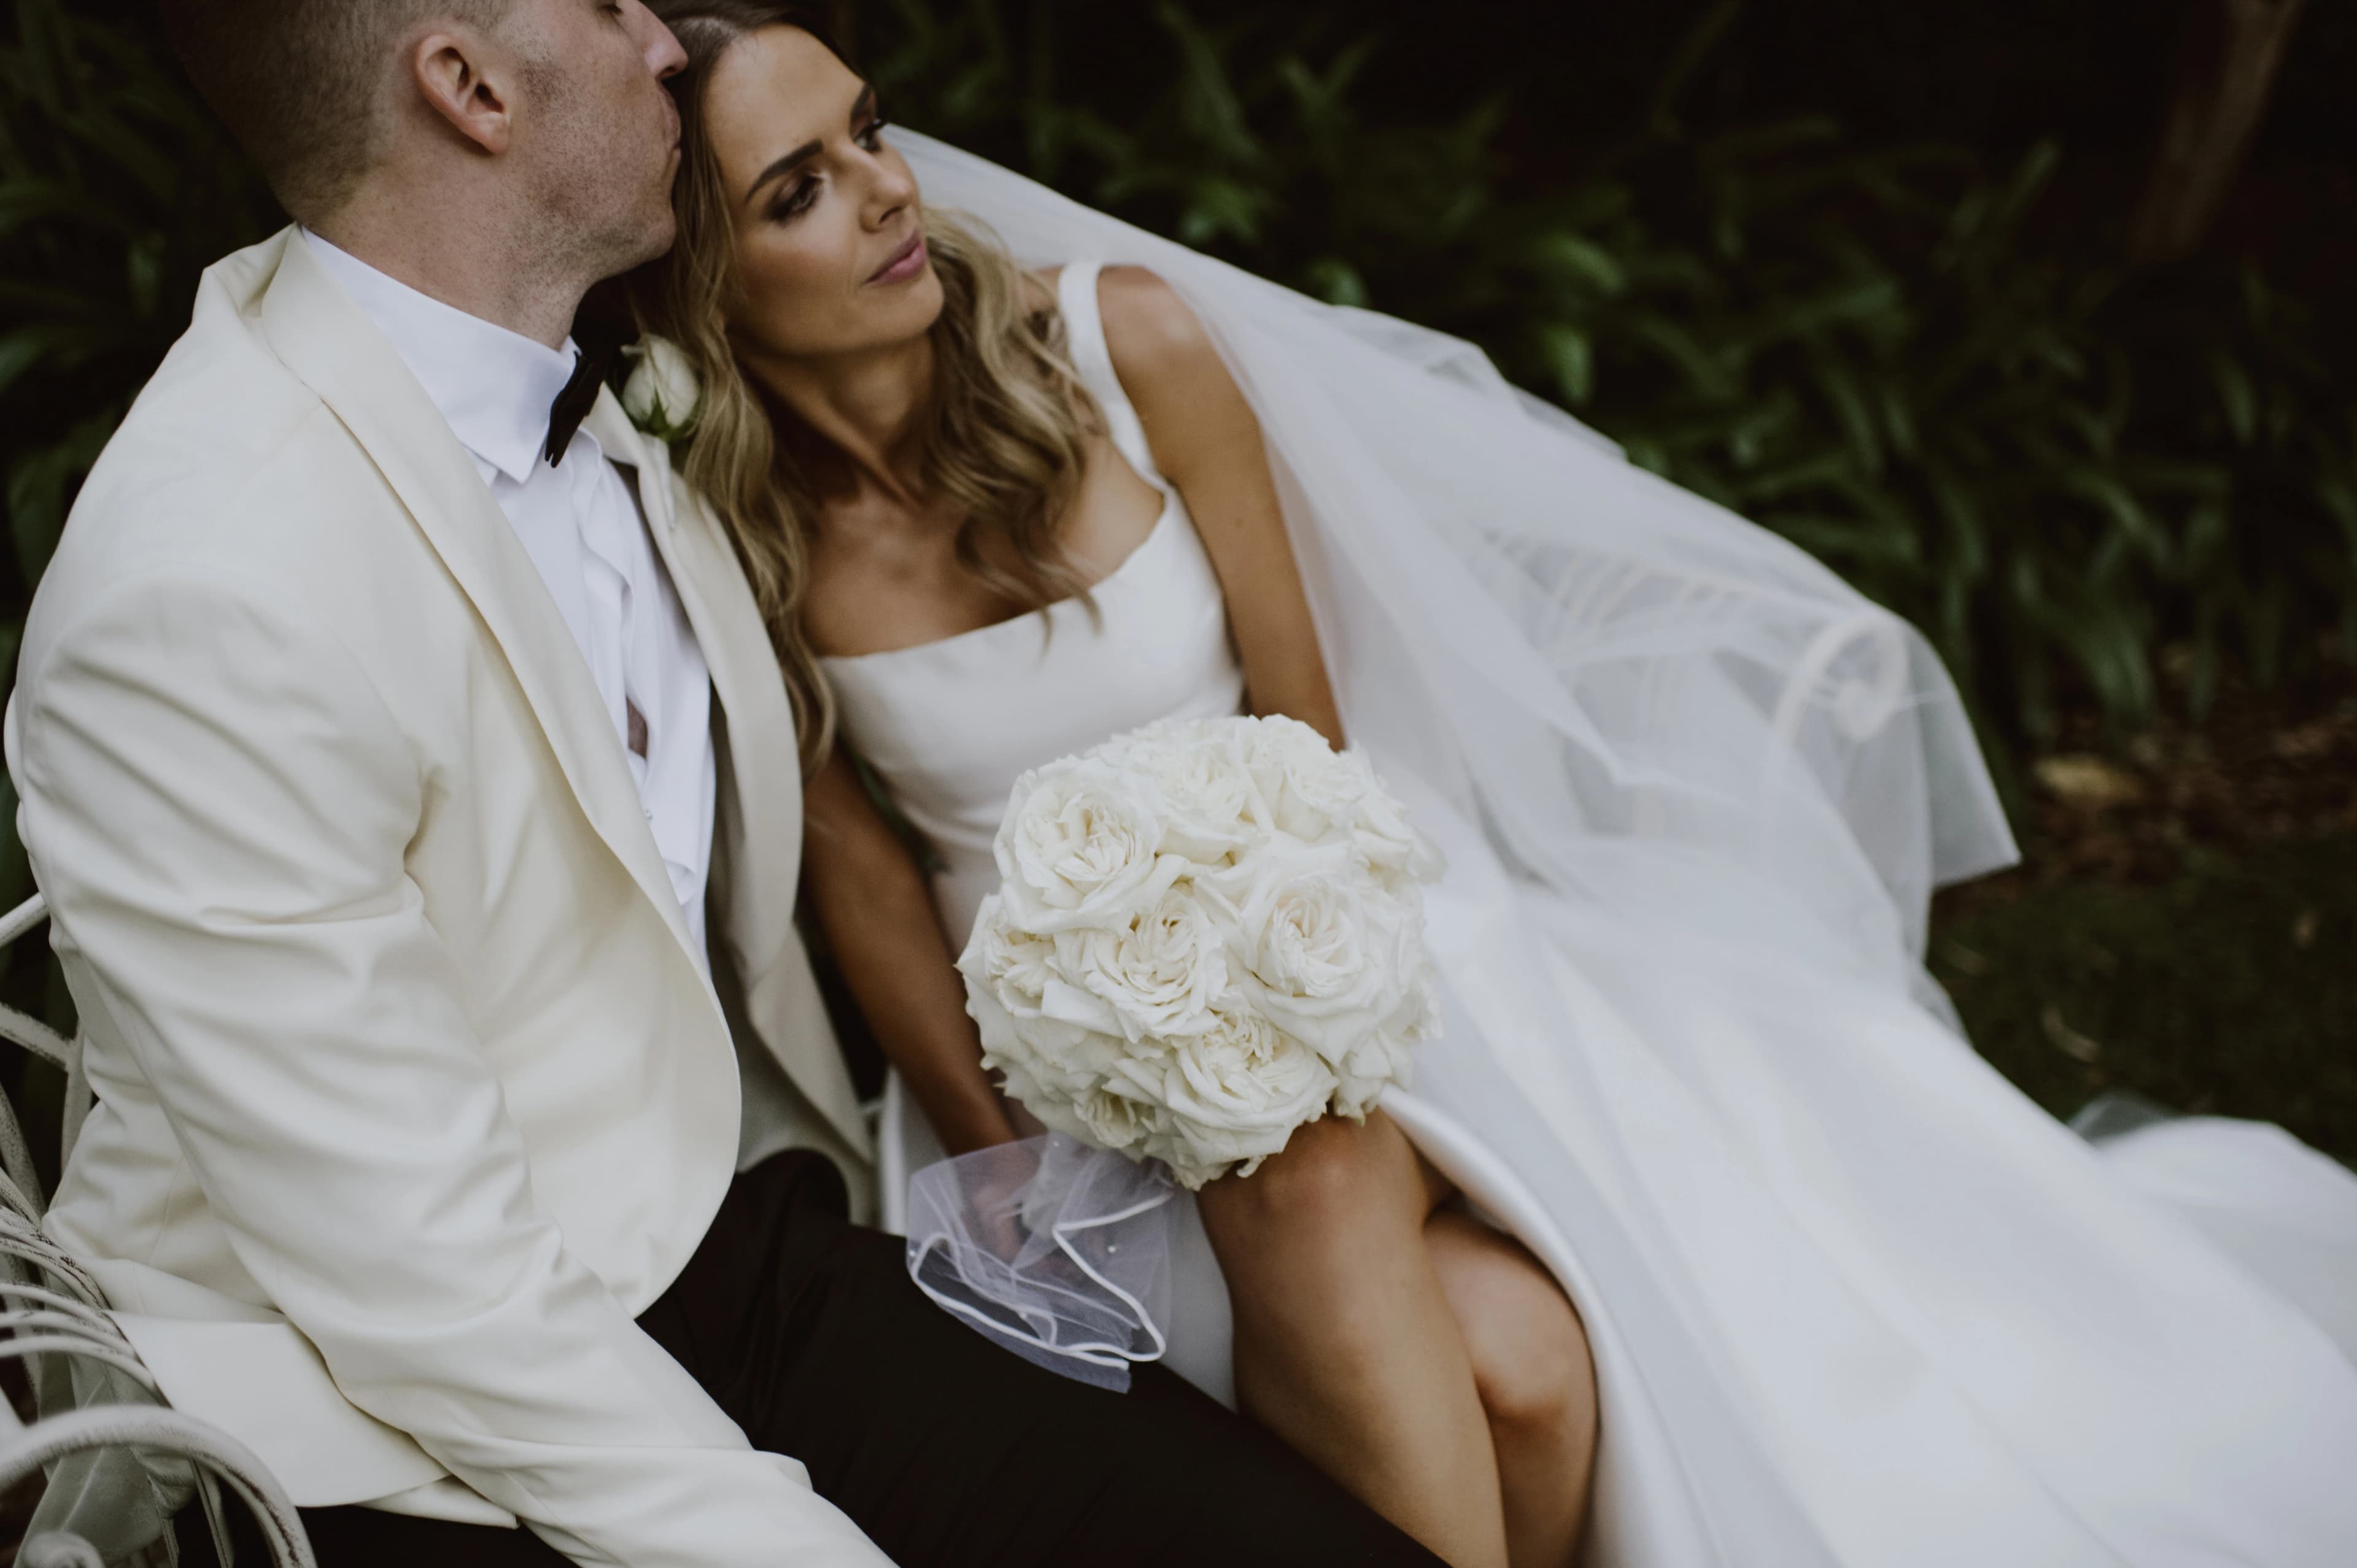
left=624, top=0, right=689, bottom=80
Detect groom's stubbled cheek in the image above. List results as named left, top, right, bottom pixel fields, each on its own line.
left=506, top=0, right=684, bottom=270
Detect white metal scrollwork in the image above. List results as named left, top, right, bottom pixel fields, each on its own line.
left=0, top=893, right=317, bottom=1566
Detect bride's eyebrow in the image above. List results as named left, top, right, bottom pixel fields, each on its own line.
left=745, top=85, right=878, bottom=205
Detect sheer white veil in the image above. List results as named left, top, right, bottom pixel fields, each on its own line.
left=896, top=130, right=2015, bottom=999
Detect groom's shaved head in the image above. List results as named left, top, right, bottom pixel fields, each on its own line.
left=159, top=0, right=512, bottom=220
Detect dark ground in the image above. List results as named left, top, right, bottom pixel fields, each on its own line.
left=1933, top=656, right=2357, bottom=1163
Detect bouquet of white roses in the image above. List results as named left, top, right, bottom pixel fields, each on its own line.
left=956, top=715, right=1445, bottom=1190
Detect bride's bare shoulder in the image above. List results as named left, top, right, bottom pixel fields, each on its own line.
left=1091, top=267, right=1258, bottom=482
left=1019, top=263, right=1210, bottom=380
left=1093, top=265, right=1215, bottom=378
left=1094, top=266, right=1248, bottom=454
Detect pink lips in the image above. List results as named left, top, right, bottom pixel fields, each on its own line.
left=868, top=233, right=928, bottom=285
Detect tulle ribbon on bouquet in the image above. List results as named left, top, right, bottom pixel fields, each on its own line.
left=905, top=1134, right=1178, bottom=1390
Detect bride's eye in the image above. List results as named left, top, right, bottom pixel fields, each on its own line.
left=856, top=114, right=891, bottom=152
left=772, top=176, right=822, bottom=222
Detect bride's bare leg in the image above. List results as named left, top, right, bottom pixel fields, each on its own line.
left=1198, top=1111, right=1511, bottom=1568
left=1427, top=1211, right=1599, bottom=1567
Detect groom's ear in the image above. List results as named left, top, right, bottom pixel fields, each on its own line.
left=411, top=29, right=517, bottom=157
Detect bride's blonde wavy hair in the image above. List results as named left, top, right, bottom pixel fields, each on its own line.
left=632, top=1, right=1099, bottom=771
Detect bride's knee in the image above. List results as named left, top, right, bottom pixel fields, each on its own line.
left=1200, top=1112, right=1423, bottom=1259
left=1432, top=1217, right=1598, bottom=1442
left=1481, top=1309, right=1597, bottom=1442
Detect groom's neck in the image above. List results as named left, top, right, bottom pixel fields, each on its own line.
left=308, top=173, right=596, bottom=352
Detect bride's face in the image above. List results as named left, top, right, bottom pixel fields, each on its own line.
left=702, top=26, right=943, bottom=360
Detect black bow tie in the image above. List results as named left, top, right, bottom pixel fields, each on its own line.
left=544, top=343, right=616, bottom=466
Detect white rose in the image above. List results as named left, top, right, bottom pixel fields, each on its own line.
left=1123, top=726, right=1269, bottom=865
left=1329, top=983, right=1436, bottom=1119
left=1238, top=716, right=1365, bottom=843
left=1058, top=883, right=1229, bottom=1043
left=960, top=897, right=1137, bottom=1119
left=1216, top=844, right=1399, bottom=1059
left=968, top=976, right=1132, bottom=1127
left=1074, top=1085, right=1161, bottom=1153
left=958, top=895, right=1058, bottom=1011
left=1252, top=861, right=1375, bottom=1000
left=621, top=336, right=703, bottom=441
left=994, top=757, right=1181, bottom=932
left=1117, top=1010, right=1337, bottom=1188
left=1349, top=776, right=1447, bottom=890
left=1329, top=1038, right=1404, bottom=1121
left=1328, top=903, right=1439, bottom=1115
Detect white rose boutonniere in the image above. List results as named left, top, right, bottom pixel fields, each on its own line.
left=621, top=336, right=703, bottom=442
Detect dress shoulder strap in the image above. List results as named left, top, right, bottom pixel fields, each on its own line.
left=1055, top=261, right=1171, bottom=492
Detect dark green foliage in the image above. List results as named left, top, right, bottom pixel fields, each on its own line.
left=1935, top=833, right=2357, bottom=1165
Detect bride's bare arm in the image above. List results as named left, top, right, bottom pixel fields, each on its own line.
left=1094, top=265, right=1346, bottom=752
left=801, top=747, right=1018, bottom=1155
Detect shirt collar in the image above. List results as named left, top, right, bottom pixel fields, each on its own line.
left=302, top=229, right=582, bottom=484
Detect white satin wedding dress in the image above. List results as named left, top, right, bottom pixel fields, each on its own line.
left=829, top=233, right=2357, bottom=1567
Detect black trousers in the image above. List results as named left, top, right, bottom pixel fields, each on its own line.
left=187, top=1153, right=1439, bottom=1567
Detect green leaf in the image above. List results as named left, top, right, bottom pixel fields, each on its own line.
left=1878, top=383, right=1920, bottom=460
left=1927, top=466, right=1989, bottom=581
left=1988, top=140, right=2061, bottom=237
left=1536, top=324, right=1593, bottom=406
left=1770, top=511, right=1925, bottom=568
left=0, top=333, right=45, bottom=399
left=1527, top=233, right=1627, bottom=298
left=1176, top=174, right=1269, bottom=245
left=1811, top=357, right=1883, bottom=474
left=2210, top=350, right=2259, bottom=448
left=1735, top=451, right=1851, bottom=504
left=2056, top=467, right=2169, bottom=566
left=1158, top=2, right=1261, bottom=168
left=1627, top=315, right=1740, bottom=401
left=1305, top=258, right=1369, bottom=309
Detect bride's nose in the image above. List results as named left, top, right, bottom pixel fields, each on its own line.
left=861, top=160, right=919, bottom=228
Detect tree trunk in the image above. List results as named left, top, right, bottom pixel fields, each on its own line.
left=2129, top=0, right=2308, bottom=264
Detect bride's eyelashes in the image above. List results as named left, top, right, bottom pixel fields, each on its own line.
left=771, top=176, right=822, bottom=223
left=765, top=110, right=892, bottom=226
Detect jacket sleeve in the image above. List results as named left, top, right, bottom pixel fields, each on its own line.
left=12, top=565, right=894, bottom=1568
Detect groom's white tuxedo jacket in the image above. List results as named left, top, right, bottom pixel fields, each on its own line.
left=7, top=229, right=891, bottom=1564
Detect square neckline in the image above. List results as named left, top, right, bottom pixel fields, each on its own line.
left=818, top=499, right=1178, bottom=667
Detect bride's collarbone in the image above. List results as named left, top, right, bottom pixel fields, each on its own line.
left=804, top=437, right=1166, bottom=659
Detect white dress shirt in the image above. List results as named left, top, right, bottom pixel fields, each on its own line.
left=304, top=232, right=717, bottom=957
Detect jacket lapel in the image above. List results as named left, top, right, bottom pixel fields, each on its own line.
left=254, top=231, right=706, bottom=979
left=584, top=397, right=805, bottom=946
left=587, top=400, right=870, bottom=1157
